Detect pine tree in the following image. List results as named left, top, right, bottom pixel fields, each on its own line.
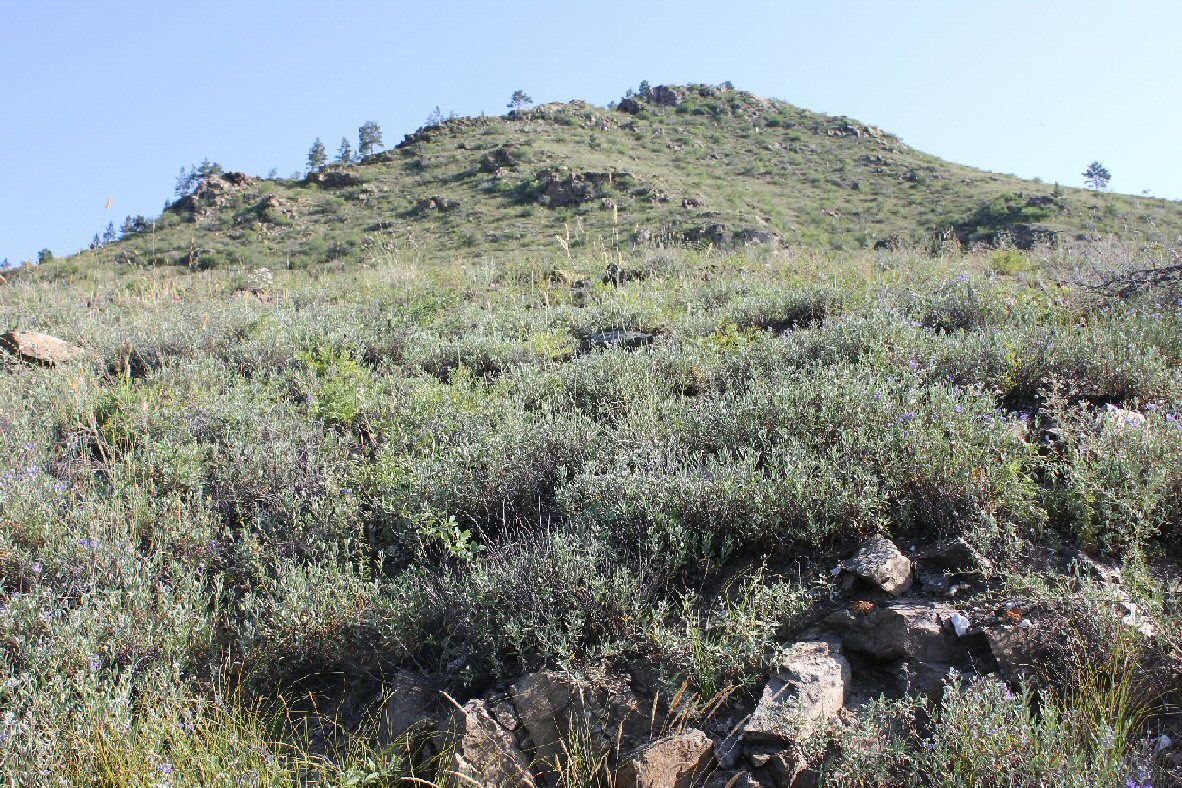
left=358, top=121, right=383, bottom=159
left=507, top=90, right=533, bottom=114
left=638, top=81, right=652, bottom=100
left=103, top=222, right=117, bottom=244
left=1083, top=161, right=1111, bottom=191
left=337, top=137, right=353, bottom=164
left=307, top=138, right=327, bottom=172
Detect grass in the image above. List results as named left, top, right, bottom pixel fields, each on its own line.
left=2, top=229, right=1181, bottom=783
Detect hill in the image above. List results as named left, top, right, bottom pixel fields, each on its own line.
left=2, top=84, right=1181, bottom=786
left=59, top=83, right=1182, bottom=274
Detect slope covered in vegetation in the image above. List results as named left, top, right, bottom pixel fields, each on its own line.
left=49, top=83, right=1182, bottom=276
left=5, top=235, right=1182, bottom=784
left=3, top=84, right=1182, bottom=786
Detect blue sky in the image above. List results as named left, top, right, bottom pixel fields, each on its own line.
left=2, top=0, right=1180, bottom=265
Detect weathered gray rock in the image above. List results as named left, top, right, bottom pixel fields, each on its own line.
left=377, top=671, right=440, bottom=745
left=511, top=671, right=650, bottom=773
left=0, top=331, right=81, bottom=366
left=616, top=728, right=714, bottom=788
left=840, top=536, right=913, bottom=595
left=439, top=699, right=532, bottom=787
left=826, top=602, right=961, bottom=663
left=919, top=536, right=993, bottom=578
left=744, top=641, right=850, bottom=745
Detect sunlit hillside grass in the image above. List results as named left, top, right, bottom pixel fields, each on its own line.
left=2, top=232, right=1181, bottom=783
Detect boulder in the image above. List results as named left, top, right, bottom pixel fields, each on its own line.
left=220, top=171, right=253, bottom=187
left=826, top=602, right=961, bottom=663
left=617, top=97, right=644, bottom=115
left=439, top=699, right=533, bottom=787
left=649, top=85, right=687, bottom=107
left=510, top=671, right=650, bottom=773
left=306, top=169, right=363, bottom=188
left=839, top=536, right=913, bottom=595
left=1, top=331, right=81, bottom=366
left=616, top=729, right=714, bottom=788
left=415, top=195, right=460, bottom=213
left=744, top=641, right=850, bottom=745
left=918, top=537, right=993, bottom=578
left=376, top=672, right=441, bottom=745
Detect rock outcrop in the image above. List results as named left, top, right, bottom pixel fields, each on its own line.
left=1, top=331, right=81, bottom=366
left=744, top=640, right=850, bottom=745
left=439, top=699, right=533, bottom=787
left=616, top=729, right=714, bottom=788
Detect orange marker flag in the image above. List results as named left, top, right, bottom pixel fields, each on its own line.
left=105, top=196, right=112, bottom=211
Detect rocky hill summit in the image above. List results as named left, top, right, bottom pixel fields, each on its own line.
left=66, top=82, right=1182, bottom=274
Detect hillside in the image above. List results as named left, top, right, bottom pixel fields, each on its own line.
left=60, top=83, right=1182, bottom=274
left=2, top=85, right=1182, bottom=786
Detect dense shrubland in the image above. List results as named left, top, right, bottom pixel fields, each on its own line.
left=1, top=239, right=1180, bottom=784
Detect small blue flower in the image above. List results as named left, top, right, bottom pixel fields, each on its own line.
left=54, top=480, right=68, bottom=493
left=160, top=763, right=174, bottom=776
left=31, top=562, right=41, bottom=575
left=88, top=655, right=100, bottom=672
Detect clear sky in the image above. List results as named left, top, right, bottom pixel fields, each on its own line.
left=2, top=0, right=1180, bottom=265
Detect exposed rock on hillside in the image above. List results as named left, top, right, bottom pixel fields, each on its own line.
left=744, top=640, right=850, bottom=744
left=305, top=169, right=363, bottom=188
left=1, top=331, right=81, bottom=365
left=617, top=729, right=714, bottom=788
left=439, top=699, right=533, bottom=787
left=838, top=535, right=913, bottom=595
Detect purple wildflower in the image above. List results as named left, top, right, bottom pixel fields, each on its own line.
left=160, top=763, right=174, bottom=776
left=54, top=480, right=68, bottom=493
left=88, top=655, right=100, bottom=672
left=31, top=562, right=41, bottom=575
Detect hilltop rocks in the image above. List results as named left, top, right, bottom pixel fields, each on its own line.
left=306, top=169, right=363, bottom=188
left=617, top=97, right=644, bottom=115
left=617, top=729, right=714, bottom=788
left=683, top=224, right=780, bottom=249
left=221, top=171, right=252, bottom=187
left=838, top=536, right=913, bottom=595
left=1, top=331, right=81, bottom=366
left=649, top=85, right=688, bottom=107
left=744, top=640, right=850, bottom=745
